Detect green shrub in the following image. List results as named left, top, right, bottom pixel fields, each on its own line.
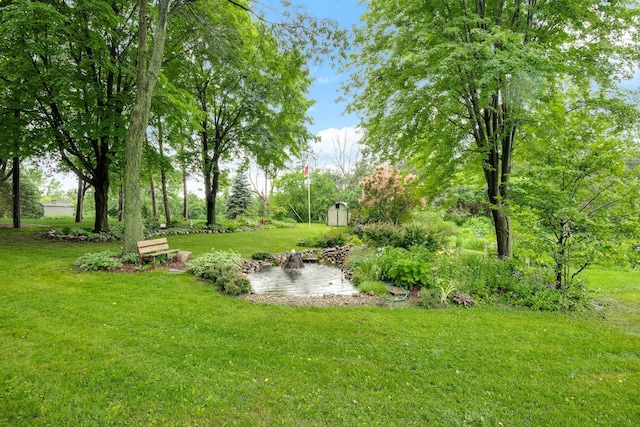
left=186, top=250, right=250, bottom=296
left=296, top=235, right=319, bottom=247
left=297, top=229, right=351, bottom=248
left=73, top=251, right=123, bottom=271
left=401, top=223, right=434, bottom=249
left=121, top=252, right=141, bottom=265
left=251, top=252, right=272, bottom=261
left=427, top=253, right=589, bottom=311
left=217, top=273, right=252, bottom=296
left=388, top=257, right=431, bottom=288
left=186, top=250, right=244, bottom=279
left=359, top=223, right=403, bottom=247
left=316, top=229, right=349, bottom=248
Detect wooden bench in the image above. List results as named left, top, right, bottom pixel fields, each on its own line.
left=136, top=238, right=180, bottom=268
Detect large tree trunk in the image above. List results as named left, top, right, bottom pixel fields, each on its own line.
left=11, top=157, right=20, bottom=229
left=93, top=175, right=110, bottom=233
left=491, top=209, right=511, bottom=259
left=122, top=0, right=171, bottom=254
left=203, top=153, right=221, bottom=227
left=471, top=91, right=514, bottom=259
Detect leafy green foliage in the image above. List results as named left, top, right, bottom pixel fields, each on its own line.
left=271, top=170, right=340, bottom=223
left=347, top=0, right=640, bottom=258
left=297, top=228, right=351, bottom=248
left=513, top=89, right=640, bottom=288
left=388, top=257, right=431, bottom=288
left=186, top=250, right=249, bottom=295
left=429, top=254, right=589, bottom=311
left=357, top=220, right=456, bottom=252
left=251, top=252, right=272, bottom=261
left=0, top=173, right=44, bottom=219
left=73, top=251, right=123, bottom=272
left=358, top=223, right=403, bottom=247
left=186, top=250, right=243, bottom=279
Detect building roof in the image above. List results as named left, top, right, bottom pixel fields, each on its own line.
left=40, top=201, right=74, bottom=208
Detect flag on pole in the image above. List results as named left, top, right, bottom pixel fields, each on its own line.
left=303, top=164, right=309, bottom=176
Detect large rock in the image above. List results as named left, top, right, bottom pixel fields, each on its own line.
left=177, top=251, right=192, bottom=263
left=282, top=250, right=304, bottom=269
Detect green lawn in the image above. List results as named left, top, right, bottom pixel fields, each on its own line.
left=1, top=223, right=639, bottom=425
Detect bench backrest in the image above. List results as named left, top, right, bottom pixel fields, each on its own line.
left=137, top=238, right=170, bottom=255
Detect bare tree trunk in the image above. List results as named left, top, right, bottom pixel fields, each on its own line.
left=157, top=119, right=171, bottom=225
left=118, top=184, right=124, bottom=222
left=11, top=157, right=20, bottom=229
left=182, top=167, right=189, bottom=220
left=122, top=0, right=171, bottom=254
left=150, top=178, right=157, bottom=220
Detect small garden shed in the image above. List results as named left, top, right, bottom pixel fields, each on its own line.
left=40, top=201, right=74, bottom=217
left=326, top=202, right=349, bottom=227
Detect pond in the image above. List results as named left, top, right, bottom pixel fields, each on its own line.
left=247, top=264, right=358, bottom=297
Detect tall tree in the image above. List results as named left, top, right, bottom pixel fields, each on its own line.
left=169, top=2, right=314, bottom=226
left=514, top=89, right=640, bottom=288
left=0, top=0, right=139, bottom=232
left=347, top=0, right=640, bottom=258
left=225, top=171, right=253, bottom=219
left=122, top=0, right=171, bottom=253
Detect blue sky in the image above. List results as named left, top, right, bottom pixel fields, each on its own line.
left=295, top=0, right=365, bottom=134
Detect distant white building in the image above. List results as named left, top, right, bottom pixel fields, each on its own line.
left=326, top=202, right=350, bottom=227
left=40, top=201, right=74, bottom=217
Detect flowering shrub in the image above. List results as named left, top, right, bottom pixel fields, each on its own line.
left=359, top=165, right=420, bottom=224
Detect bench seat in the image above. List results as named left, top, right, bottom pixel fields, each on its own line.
left=136, top=238, right=179, bottom=268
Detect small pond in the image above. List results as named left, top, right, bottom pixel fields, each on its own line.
left=247, top=264, right=358, bottom=297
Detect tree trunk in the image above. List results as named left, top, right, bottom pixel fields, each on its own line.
left=150, top=178, right=157, bottom=219
left=161, top=170, right=170, bottom=225
left=75, top=176, right=84, bottom=222
left=204, top=169, right=215, bottom=226
left=182, top=167, right=189, bottom=220
left=93, top=176, right=110, bottom=233
left=122, top=0, right=171, bottom=254
left=158, top=120, right=171, bottom=226
left=118, top=184, right=124, bottom=222
left=204, top=151, right=221, bottom=227
left=11, top=157, right=20, bottom=229
left=491, top=208, right=511, bottom=259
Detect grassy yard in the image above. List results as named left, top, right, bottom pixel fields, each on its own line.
left=1, top=222, right=639, bottom=425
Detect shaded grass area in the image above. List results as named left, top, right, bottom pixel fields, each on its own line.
left=1, top=225, right=639, bottom=425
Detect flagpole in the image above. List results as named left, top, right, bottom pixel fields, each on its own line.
left=307, top=168, right=311, bottom=228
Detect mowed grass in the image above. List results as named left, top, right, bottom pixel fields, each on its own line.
left=1, top=223, right=639, bottom=425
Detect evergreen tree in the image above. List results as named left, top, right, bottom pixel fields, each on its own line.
left=225, top=174, right=253, bottom=219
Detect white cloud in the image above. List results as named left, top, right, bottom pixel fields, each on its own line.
left=311, top=126, right=364, bottom=170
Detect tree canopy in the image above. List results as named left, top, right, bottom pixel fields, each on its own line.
left=346, top=0, right=640, bottom=258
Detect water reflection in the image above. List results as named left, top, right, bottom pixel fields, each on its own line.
left=248, top=264, right=358, bottom=297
